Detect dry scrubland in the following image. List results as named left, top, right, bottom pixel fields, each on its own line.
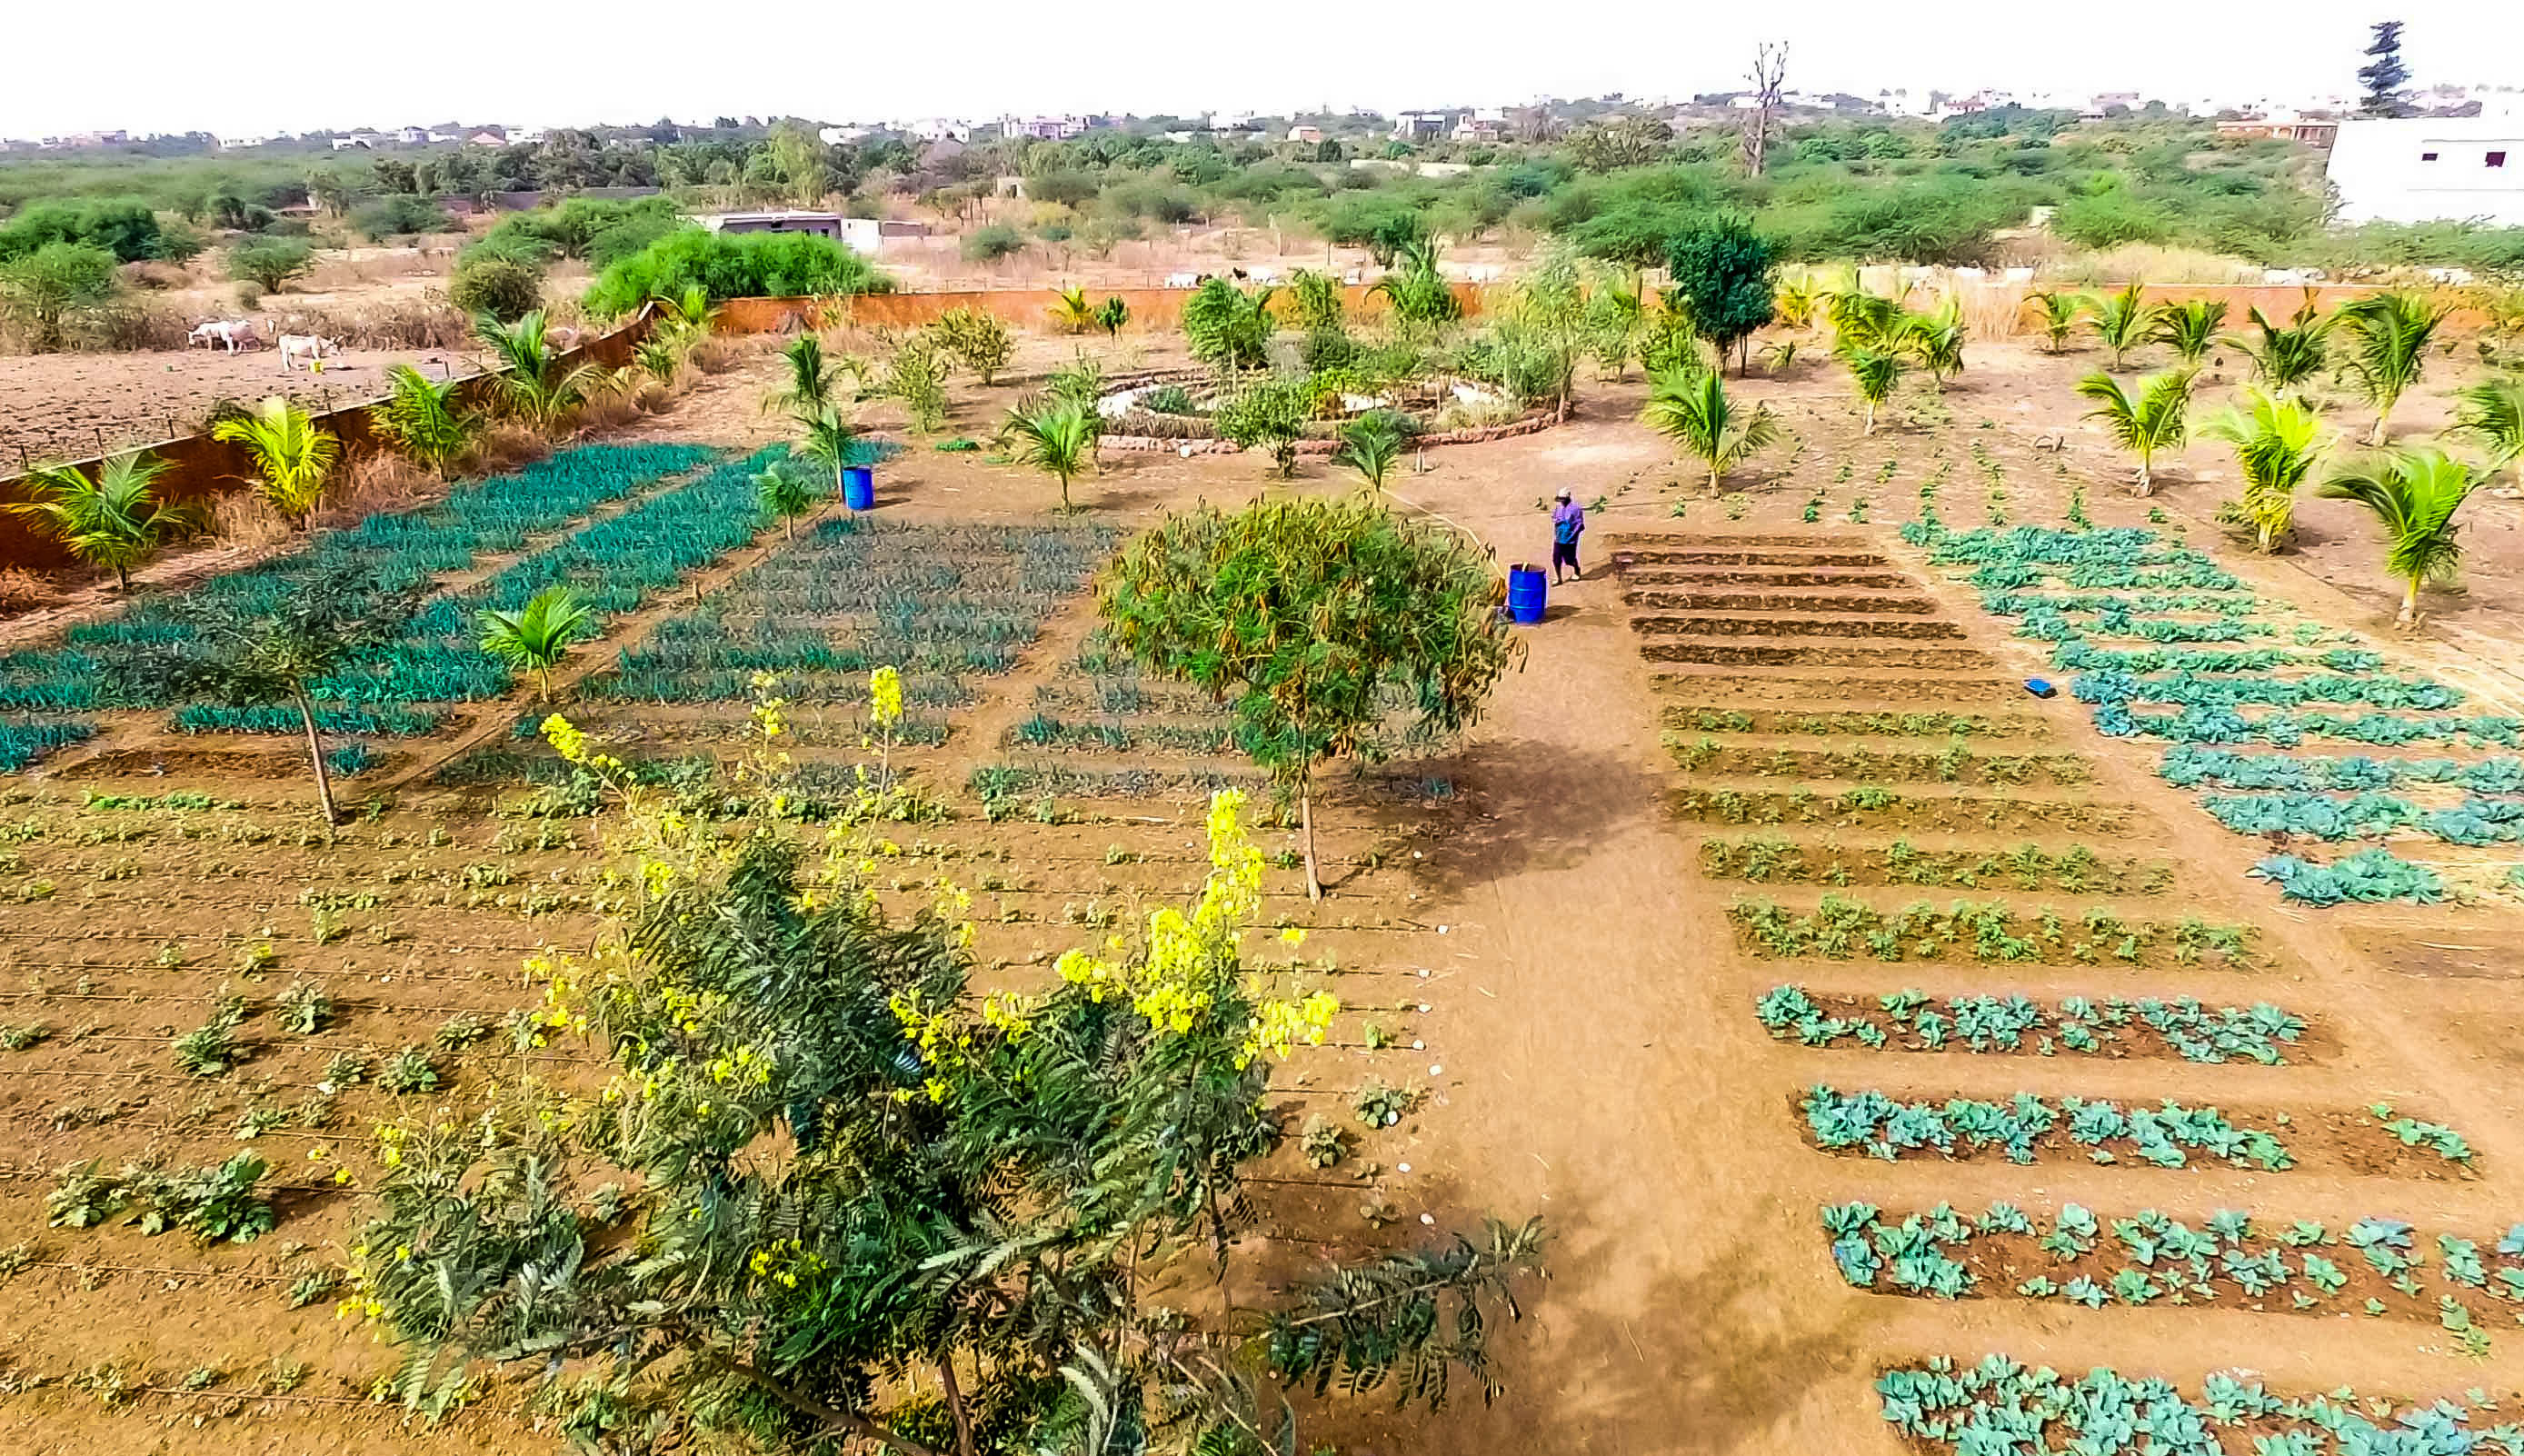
left=0, top=316, right=2520, bottom=1456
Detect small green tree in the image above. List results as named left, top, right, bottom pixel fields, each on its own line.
left=761, top=334, right=843, bottom=418
left=2319, top=448, right=2489, bottom=625
left=106, top=565, right=416, bottom=823
left=2333, top=292, right=2449, bottom=444
left=794, top=405, right=862, bottom=502
left=447, top=255, right=544, bottom=323
left=1093, top=294, right=1130, bottom=339
left=1333, top=414, right=1404, bottom=490
left=1183, top=277, right=1274, bottom=369
left=2202, top=388, right=2329, bottom=553
left=1901, top=300, right=1967, bottom=386
left=1372, top=240, right=1462, bottom=329
left=1663, top=218, right=1776, bottom=374
left=2088, top=282, right=2162, bottom=370
left=2023, top=291, right=2091, bottom=354
left=368, top=364, right=477, bottom=473
left=2152, top=298, right=2229, bottom=366
left=756, top=459, right=822, bottom=538
left=1046, top=284, right=1095, bottom=334
left=875, top=333, right=951, bottom=432
left=1213, top=378, right=1312, bottom=477
left=1641, top=366, right=1781, bottom=492
left=226, top=238, right=314, bottom=294
left=1100, top=497, right=1523, bottom=898
left=1003, top=398, right=1098, bottom=510
left=0, top=241, right=120, bottom=350
left=1842, top=344, right=1905, bottom=435
left=2452, top=375, right=2524, bottom=492
left=477, top=585, right=594, bottom=703
left=931, top=305, right=1013, bottom=385
left=475, top=310, right=598, bottom=431
left=1288, top=269, right=1343, bottom=331
left=2230, top=296, right=2332, bottom=393
left=5, top=451, right=196, bottom=590
left=211, top=395, right=338, bottom=527
left=2075, top=367, right=2198, bottom=495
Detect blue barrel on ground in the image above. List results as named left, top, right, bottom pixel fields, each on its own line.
left=843, top=465, right=875, bottom=511
left=1508, top=565, right=1547, bottom=624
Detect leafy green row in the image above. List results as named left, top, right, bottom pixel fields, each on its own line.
left=2095, top=703, right=2521, bottom=749
left=2250, top=850, right=2448, bottom=905
left=2076, top=670, right=2463, bottom=712
left=2017, top=612, right=2270, bottom=644
left=1879, top=1356, right=2524, bottom=1454
left=1981, top=590, right=2257, bottom=618
left=1730, top=895, right=2252, bottom=965
left=1800, top=1085, right=2291, bottom=1169
left=1757, top=985, right=2306, bottom=1064
left=2204, top=791, right=2524, bottom=845
left=1008, top=714, right=1236, bottom=755
left=0, top=718, right=94, bottom=773
left=169, top=703, right=447, bottom=737
left=1827, top=1201, right=2524, bottom=1316
left=2160, top=745, right=2524, bottom=793
left=2054, top=641, right=2383, bottom=675
left=1661, top=706, right=2040, bottom=738
left=1703, top=837, right=2168, bottom=893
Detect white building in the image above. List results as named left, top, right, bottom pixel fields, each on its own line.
left=2328, top=117, right=2524, bottom=225
left=695, top=211, right=883, bottom=255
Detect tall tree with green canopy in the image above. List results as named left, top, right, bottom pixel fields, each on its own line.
left=1664, top=217, right=1777, bottom=374
left=340, top=708, right=1544, bottom=1451
left=5, top=451, right=195, bottom=590
left=105, top=564, right=418, bottom=823
left=2319, top=447, right=2489, bottom=625
left=2359, top=20, right=2412, bottom=117
left=1100, top=497, right=1523, bottom=899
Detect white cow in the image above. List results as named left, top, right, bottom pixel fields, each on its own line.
left=1162, top=272, right=1201, bottom=289
left=187, top=319, right=261, bottom=354
left=277, top=334, right=341, bottom=372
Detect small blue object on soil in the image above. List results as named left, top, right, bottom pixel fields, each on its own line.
left=2025, top=678, right=2057, bottom=698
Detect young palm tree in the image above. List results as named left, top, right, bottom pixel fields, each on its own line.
left=2317, top=448, right=2489, bottom=625
left=210, top=395, right=338, bottom=527
left=2023, top=291, right=2091, bottom=354
left=2087, top=282, right=2162, bottom=371
left=1773, top=273, right=1822, bottom=332
left=2452, top=375, right=2524, bottom=490
left=794, top=405, right=861, bottom=499
left=5, top=451, right=195, bottom=590
left=1641, top=366, right=1782, bottom=490
left=1047, top=285, right=1095, bottom=334
left=1333, top=414, right=1404, bottom=491
left=755, top=462, right=820, bottom=537
left=1003, top=399, right=1098, bottom=511
left=2333, top=292, right=2450, bottom=444
left=2201, top=389, right=2329, bottom=553
left=761, top=334, right=841, bottom=417
left=2074, top=368, right=2197, bottom=496
left=1826, top=286, right=1905, bottom=353
left=1093, top=295, right=1130, bottom=339
left=2229, top=297, right=2332, bottom=394
left=475, top=309, right=598, bottom=431
left=476, top=585, right=594, bottom=703
left=652, top=284, right=715, bottom=346
left=368, top=364, right=475, bottom=472
left=1842, top=345, right=1905, bottom=435
left=2152, top=298, right=2229, bottom=367
left=1901, top=301, right=1967, bottom=386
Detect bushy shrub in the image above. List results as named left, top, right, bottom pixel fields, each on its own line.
left=350, top=194, right=452, bottom=243
left=472, top=196, right=684, bottom=269
left=0, top=242, right=121, bottom=351
left=226, top=237, right=313, bottom=293
left=0, top=198, right=164, bottom=264
left=581, top=228, right=890, bottom=318
left=961, top=224, right=1025, bottom=262
left=449, top=255, right=544, bottom=323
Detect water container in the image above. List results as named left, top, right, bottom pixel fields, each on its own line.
left=842, top=465, right=874, bottom=512
left=1507, top=565, right=1547, bottom=625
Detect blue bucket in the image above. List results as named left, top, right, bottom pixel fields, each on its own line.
left=842, top=465, right=874, bottom=512
left=1507, top=565, right=1547, bottom=625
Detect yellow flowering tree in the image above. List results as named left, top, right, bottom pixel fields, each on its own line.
left=338, top=729, right=1541, bottom=1454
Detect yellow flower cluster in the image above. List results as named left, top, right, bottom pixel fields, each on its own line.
left=746, top=1238, right=823, bottom=1291
left=869, top=664, right=904, bottom=729
left=706, top=1044, right=773, bottom=1087
left=541, top=713, right=624, bottom=775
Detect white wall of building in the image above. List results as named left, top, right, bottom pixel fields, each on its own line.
left=2329, top=117, right=2524, bottom=225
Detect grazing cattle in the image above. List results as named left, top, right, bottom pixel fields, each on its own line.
left=187, top=319, right=260, bottom=354
left=1247, top=266, right=1281, bottom=285
left=1162, top=272, right=1200, bottom=289
left=277, top=334, right=340, bottom=372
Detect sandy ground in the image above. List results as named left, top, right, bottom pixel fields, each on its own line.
left=1, top=331, right=2522, bottom=1452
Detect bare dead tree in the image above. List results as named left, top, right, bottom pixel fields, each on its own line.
left=1741, top=41, right=1789, bottom=177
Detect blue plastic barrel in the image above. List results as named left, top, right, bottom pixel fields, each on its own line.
left=1507, top=565, right=1547, bottom=624
left=842, top=465, right=874, bottom=511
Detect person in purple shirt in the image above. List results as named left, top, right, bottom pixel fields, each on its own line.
left=1551, top=488, right=1586, bottom=583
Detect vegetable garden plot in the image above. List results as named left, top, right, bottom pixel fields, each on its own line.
left=1674, top=786, right=2136, bottom=835
left=1877, top=1356, right=2524, bottom=1455
left=1640, top=643, right=1992, bottom=670
left=1667, top=740, right=2090, bottom=787
left=1662, top=707, right=2049, bottom=738
left=0, top=719, right=95, bottom=773
left=1731, top=895, right=2253, bottom=968
left=1705, top=837, right=2171, bottom=894
left=1623, top=590, right=1940, bottom=615
left=1759, top=985, right=2310, bottom=1063
left=1613, top=550, right=1892, bottom=569
left=1631, top=614, right=1969, bottom=642
left=1798, top=1085, right=2472, bottom=1175
left=1649, top=673, right=2020, bottom=703
left=1006, top=714, right=1235, bottom=755
left=1825, top=1202, right=2524, bottom=1322
left=1621, top=569, right=1918, bottom=590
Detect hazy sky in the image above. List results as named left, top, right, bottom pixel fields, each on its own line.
left=5, top=1, right=2516, bottom=139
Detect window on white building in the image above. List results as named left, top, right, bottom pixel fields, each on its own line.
left=2488, top=151, right=2509, bottom=168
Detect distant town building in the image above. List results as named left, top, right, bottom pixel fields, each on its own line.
left=1390, top=111, right=1448, bottom=140
left=695, top=211, right=884, bottom=254
left=466, top=127, right=509, bottom=146
left=395, top=126, right=428, bottom=145
left=2329, top=116, right=2524, bottom=225
left=1286, top=125, right=1324, bottom=145
left=2216, top=111, right=2339, bottom=146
